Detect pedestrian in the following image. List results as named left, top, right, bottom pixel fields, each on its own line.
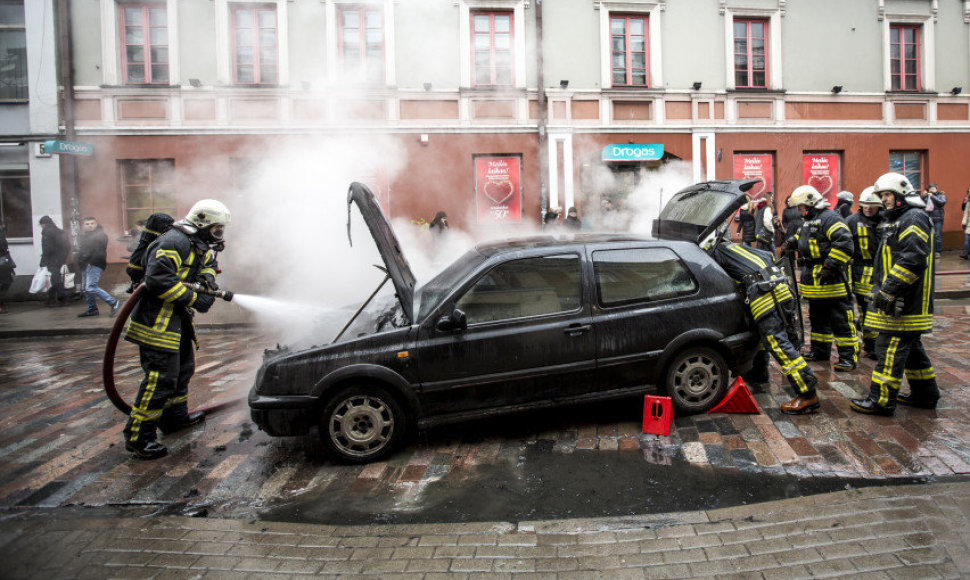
left=754, top=192, right=776, bottom=255
left=76, top=216, right=121, bottom=318
left=780, top=194, right=804, bottom=253
left=125, top=213, right=174, bottom=291
left=850, top=173, right=938, bottom=416
left=835, top=190, right=854, bottom=218
left=922, top=183, right=946, bottom=257
left=429, top=211, right=449, bottom=236
left=962, top=188, right=970, bottom=260
left=38, top=215, right=70, bottom=307
left=125, top=219, right=146, bottom=256
left=543, top=207, right=562, bottom=231
left=708, top=238, right=819, bottom=415
left=563, top=206, right=582, bottom=230
left=735, top=195, right=757, bottom=246
left=122, top=199, right=231, bottom=459
left=0, top=222, right=16, bottom=314
left=778, top=185, right=858, bottom=371
left=845, top=187, right=883, bottom=360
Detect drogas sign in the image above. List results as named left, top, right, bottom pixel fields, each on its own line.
left=601, top=144, right=664, bottom=162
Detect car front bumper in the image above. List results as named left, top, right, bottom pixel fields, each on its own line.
left=248, top=393, right=317, bottom=437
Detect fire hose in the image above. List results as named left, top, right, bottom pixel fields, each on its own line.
left=102, top=282, right=239, bottom=416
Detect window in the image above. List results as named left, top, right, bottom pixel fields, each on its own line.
left=120, top=159, right=175, bottom=231
left=0, top=170, right=31, bottom=238
left=0, top=1, right=27, bottom=100
left=338, top=5, right=384, bottom=84
left=889, top=151, right=924, bottom=192
left=610, top=14, right=648, bottom=87
left=890, top=24, right=920, bottom=92
left=733, top=19, right=767, bottom=89
left=232, top=4, right=278, bottom=85
left=594, top=248, right=696, bottom=306
left=471, top=10, right=513, bottom=87
left=456, top=255, right=581, bottom=324
left=121, top=3, right=168, bottom=84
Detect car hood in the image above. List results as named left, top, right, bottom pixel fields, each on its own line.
left=652, top=179, right=758, bottom=244
left=347, top=182, right=416, bottom=322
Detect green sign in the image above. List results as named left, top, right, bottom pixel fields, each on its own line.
left=42, top=140, right=94, bottom=156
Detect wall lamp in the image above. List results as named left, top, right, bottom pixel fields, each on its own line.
left=423, top=82, right=432, bottom=91
left=692, top=81, right=702, bottom=91
left=560, top=80, right=569, bottom=89
left=188, top=78, right=202, bottom=88
left=952, top=87, right=963, bottom=95
left=831, top=85, right=843, bottom=94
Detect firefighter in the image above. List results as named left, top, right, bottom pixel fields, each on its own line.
left=779, top=185, right=858, bottom=371
left=122, top=200, right=230, bottom=459
left=845, top=187, right=883, bottom=360
left=850, top=173, right=939, bottom=416
left=709, top=239, right=820, bottom=414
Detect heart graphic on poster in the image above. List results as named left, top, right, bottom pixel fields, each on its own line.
left=484, top=180, right=514, bottom=206
left=745, top=176, right=767, bottom=197
left=808, top=175, right=833, bottom=195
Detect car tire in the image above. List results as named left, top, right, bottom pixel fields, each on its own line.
left=663, top=347, right=729, bottom=415
left=319, top=385, right=406, bottom=464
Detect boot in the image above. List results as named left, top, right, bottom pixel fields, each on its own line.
left=897, top=393, right=938, bottom=409
left=159, top=410, right=205, bottom=435
left=862, top=339, right=877, bottom=360
left=801, top=350, right=829, bottom=363
left=849, top=397, right=895, bottom=416
left=781, top=392, right=820, bottom=415
left=125, top=439, right=168, bottom=460
left=833, top=358, right=856, bottom=372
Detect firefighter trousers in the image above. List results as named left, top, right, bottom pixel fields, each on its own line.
left=853, top=293, right=878, bottom=347
left=868, top=332, right=939, bottom=407
left=123, top=330, right=196, bottom=444
left=807, top=295, right=859, bottom=363
left=756, top=310, right=817, bottom=395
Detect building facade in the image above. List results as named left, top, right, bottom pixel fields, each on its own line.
left=52, top=0, right=970, bottom=266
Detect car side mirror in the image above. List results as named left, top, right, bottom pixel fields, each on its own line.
left=436, top=308, right=467, bottom=332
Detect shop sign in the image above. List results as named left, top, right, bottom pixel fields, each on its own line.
left=601, top=144, right=664, bottom=162
left=475, top=155, right=522, bottom=223
left=732, top=153, right=773, bottom=199
left=41, top=140, right=94, bottom=156
left=801, top=153, right=841, bottom=206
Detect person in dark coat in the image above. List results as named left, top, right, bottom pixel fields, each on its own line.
left=780, top=195, right=804, bottom=256
left=0, top=222, right=16, bottom=314
left=563, top=206, right=582, bottom=230
left=38, top=215, right=70, bottom=306
left=835, top=191, right=854, bottom=219
left=429, top=211, right=449, bottom=235
left=922, top=183, right=946, bottom=256
left=76, top=216, right=120, bottom=317
left=735, top=196, right=758, bottom=246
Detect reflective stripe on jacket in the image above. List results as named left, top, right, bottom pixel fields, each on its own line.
left=846, top=209, right=882, bottom=296
left=712, top=242, right=793, bottom=322
left=794, top=208, right=854, bottom=298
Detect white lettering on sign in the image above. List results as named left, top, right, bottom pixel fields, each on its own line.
left=610, top=146, right=658, bottom=159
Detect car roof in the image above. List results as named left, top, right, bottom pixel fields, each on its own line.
left=473, top=233, right=660, bottom=256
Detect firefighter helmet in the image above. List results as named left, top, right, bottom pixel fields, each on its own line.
left=185, top=200, right=231, bottom=231
left=857, top=186, right=882, bottom=207
left=836, top=190, right=854, bottom=202
left=873, top=172, right=915, bottom=197
left=789, top=185, right=828, bottom=209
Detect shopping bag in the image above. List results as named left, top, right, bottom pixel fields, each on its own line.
left=30, top=267, right=51, bottom=294
left=61, top=265, right=75, bottom=290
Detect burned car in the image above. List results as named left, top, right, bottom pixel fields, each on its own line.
left=249, top=180, right=761, bottom=463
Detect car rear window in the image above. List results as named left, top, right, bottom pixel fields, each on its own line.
left=593, top=247, right=696, bottom=306
left=455, top=254, right=582, bottom=324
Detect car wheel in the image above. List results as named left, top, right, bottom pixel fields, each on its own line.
left=663, top=347, right=728, bottom=414
left=320, top=385, right=406, bottom=464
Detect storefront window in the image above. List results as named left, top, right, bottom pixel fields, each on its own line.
left=0, top=169, right=31, bottom=238
left=120, top=159, right=175, bottom=231
left=889, top=151, right=924, bottom=191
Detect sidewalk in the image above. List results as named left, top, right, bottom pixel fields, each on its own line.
left=2, top=480, right=969, bottom=578
left=1, top=251, right=968, bottom=340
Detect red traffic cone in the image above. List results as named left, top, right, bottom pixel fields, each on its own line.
left=642, top=395, right=673, bottom=436
left=708, top=377, right=761, bottom=414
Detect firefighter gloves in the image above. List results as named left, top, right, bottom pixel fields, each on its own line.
left=193, top=293, right=216, bottom=313
left=873, top=290, right=896, bottom=314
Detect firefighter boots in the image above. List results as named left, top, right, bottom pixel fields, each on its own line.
left=125, top=440, right=168, bottom=460
left=159, top=411, right=205, bottom=435
left=849, top=397, right=896, bottom=416
left=897, top=393, right=939, bottom=409
left=833, top=358, right=856, bottom=372
left=781, top=392, right=820, bottom=415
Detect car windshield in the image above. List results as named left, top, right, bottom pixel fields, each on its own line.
left=416, top=249, right=489, bottom=322
left=658, top=189, right=738, bottom=228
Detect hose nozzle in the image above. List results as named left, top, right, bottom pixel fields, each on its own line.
left=184, top=282, right=234, bottom=302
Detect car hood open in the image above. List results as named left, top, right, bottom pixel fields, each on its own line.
left=652, top=179, right=758, bottom=244
left=347, top=182, right=416, bottom=322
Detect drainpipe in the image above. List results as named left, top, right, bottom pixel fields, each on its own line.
left=535, top=0, right=549, bottom=225
left=56, top=0, right=80, bottom=246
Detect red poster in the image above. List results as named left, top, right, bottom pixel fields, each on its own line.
left=802, top=153, right=841, bottom=206
left=732, top=154, right=774, bottom=199
left=475, top=155, right=522, bottom=222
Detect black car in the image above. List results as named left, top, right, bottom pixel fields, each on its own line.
left=249, top=180, right=761, bottom=463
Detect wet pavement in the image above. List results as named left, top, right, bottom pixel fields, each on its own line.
left=0, top=251, right=969, bottom=577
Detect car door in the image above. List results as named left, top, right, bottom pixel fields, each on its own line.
left=414, top=252, right=597, bottom=417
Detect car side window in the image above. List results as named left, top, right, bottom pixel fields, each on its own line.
left=455, top=254, right=582, bottom=324
left=593, top=247, right=696, bottom=306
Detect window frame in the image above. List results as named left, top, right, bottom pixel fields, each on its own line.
left=0, top=0, right=28, bottom=100
left=889, top=23, right=921, bottom=92
left=336, top=4, right=386, bottom=84
left=119, top=159, right=177, bottom=233
left=888, top=151, right=925, bottom=193
left=610, top=13, right=649, bottom=88
left=470, top=9, right=514, bottom=88
left=119, top=2, right=169, bottom=85
left=733, top=18, right=768, bottom=90
left=0, top=168, right=32, bottom=239
left=230, top=2, right=279, bottom=86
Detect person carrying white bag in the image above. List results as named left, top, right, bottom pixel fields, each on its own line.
left=37, top=216, right=70, bottom=306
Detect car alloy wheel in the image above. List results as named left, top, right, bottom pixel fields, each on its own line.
left=322, top=386, right=405, bottom=463
left=664, top=347, right=728, bottom=414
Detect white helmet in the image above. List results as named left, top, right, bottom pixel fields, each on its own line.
left=185, top=199, right=231, bottom=230
left=873, top=172, right=915, bottom=197
left=836, top=190, right=853, bottom=202
left=857, top=186, right=882, bottom=207
left=789, top=185, right=829, bottom=209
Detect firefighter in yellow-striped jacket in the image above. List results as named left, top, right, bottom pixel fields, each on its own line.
left=122, top=199, right=231, bottom=459
left=780, top=185, right=859, bottom=371
left=851, top=173, right=938, bottom=416
left=845, top=187, right=883, bottom=360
